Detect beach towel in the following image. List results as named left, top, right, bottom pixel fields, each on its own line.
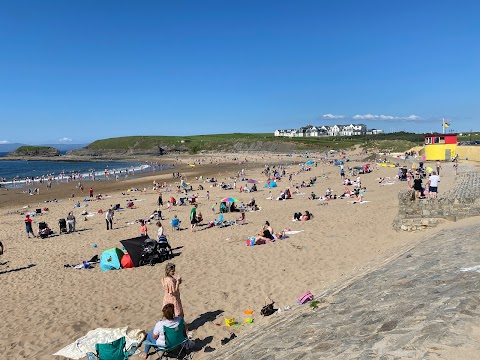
left=347, top=200, right=370, bottom=204
left=53, top=327, right=144, bottom=359
left=380, top=182, right=396, bottom=186
left=284, top=230, right=304, bottom=235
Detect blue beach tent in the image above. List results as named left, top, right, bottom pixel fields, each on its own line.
left=100, top=247, right=124, bottom=272
left=264, top=180, right=278, bottom=188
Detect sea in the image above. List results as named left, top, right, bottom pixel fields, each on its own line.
left=0, top=152, right=171, bottom=187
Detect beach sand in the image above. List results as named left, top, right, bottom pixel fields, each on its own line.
left=0, top=151, right=466, bottom=359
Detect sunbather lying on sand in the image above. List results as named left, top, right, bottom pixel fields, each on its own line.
left=293, top=211, right=312, bottom=221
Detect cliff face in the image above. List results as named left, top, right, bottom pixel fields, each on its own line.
left=6, top=146, right=60, bottom=158
left=66, top=140, right=299, bottom=158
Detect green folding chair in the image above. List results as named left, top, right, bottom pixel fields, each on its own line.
left=86, top=336, right=138, bottom=360
left=144, top=318, right=190, bottom=359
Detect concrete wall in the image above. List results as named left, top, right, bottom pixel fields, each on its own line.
left=456, top=146, right=480, bottom=162
left=393, top=172, right=480, bottom=231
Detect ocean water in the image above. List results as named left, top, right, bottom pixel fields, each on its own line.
left=0, top=158, right=169, bottom=187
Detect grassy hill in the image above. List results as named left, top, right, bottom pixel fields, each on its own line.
left=82, top=133, right=363, bottom=155
left=6, top=146, right=60, bottom=157
left=69, top=132, right=437, bottom=157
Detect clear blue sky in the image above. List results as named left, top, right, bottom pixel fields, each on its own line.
left=0, top=0, right=478, bottom=144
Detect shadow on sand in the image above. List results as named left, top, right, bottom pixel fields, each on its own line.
left=0, top=263, right=36, bottom=275
left=189, top=310, right=224, bottom=331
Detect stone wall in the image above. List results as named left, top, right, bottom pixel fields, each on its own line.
left=393, top=171, right=480, bottom=231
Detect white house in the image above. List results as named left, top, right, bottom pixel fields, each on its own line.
left=274, top=123, right=377, bottom=137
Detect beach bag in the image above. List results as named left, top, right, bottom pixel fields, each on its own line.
left=260, top=298, right=276, bottom=316
left=297, top=291, right=314, bottom=304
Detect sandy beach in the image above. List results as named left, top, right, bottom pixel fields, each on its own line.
left=0, top=150, right=468, bottom=359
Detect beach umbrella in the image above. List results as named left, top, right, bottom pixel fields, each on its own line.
left=247, top=179, right=258, bottom=184
left=120, top=236, right=148, bottom=267
left=221, top=197, right=239, bottom=203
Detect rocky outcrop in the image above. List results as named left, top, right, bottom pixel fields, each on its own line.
left=6, top=146, right=60, bottom=158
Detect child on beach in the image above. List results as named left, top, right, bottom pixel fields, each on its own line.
left=25, top=214, right=34, bottom=238
left=140, top=219, right=148, bottom=237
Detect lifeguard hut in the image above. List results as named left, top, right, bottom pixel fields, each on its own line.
left=424, top=133, right=457, bottom=161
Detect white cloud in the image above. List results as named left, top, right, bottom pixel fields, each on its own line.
left=352, top=114, right=422, bottom=122
left=0, top=140, right=10, bottom=144
left=322, top=114, right=345, bottom=119
left=59, top=137, right=73, bottom=142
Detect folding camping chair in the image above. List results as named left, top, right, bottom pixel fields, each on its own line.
left=143, top=318, right=190, bottom=359
left=86, top=336, right=138, bottom=360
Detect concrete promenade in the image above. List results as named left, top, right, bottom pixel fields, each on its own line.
left=207, top=221, right=480, bottom=359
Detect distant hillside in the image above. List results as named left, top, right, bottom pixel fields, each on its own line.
left=65, top=133, right=427, bottom=158
left=67, top=134, right=365, bottom=157
left=6, top=146, right=60, bottom=157
left=41, top=143, right=88, bottom=152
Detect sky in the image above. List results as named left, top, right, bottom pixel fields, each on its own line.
left=0, top=0, right=479, bottom=144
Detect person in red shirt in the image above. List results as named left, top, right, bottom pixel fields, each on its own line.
left=25, top=214, right=34, bottom=238
left=89, top=188, right=94, bottom=198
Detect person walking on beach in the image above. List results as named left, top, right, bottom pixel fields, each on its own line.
left=25, top=214, right=34, bottom=238
left=190, top=204, right=198, bottom=232
left=158, top=193, right=163, bottom=207
left=453, top=160, right=459, bottom=176
left=105, top=208, right=114, bottom=230
left=436, top=161, right=442, bottom=176
left=428, top=171, right=440, bottom=199
left=162, top=263, right=185, bottom=319
left=89, top=187, right=93, bottom=198
left=66, top=211, right=76, bottom=233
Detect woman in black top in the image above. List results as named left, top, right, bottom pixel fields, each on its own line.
left=413, top=175, right=423, bottom=199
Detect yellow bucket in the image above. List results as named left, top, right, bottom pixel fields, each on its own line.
left=224, top=318, right=235, bottom=326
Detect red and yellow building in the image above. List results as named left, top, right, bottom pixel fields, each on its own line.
left=424, top=133, right=457, bottom=161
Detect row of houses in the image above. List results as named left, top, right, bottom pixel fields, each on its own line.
left=274, top=124, right=384, bottom=137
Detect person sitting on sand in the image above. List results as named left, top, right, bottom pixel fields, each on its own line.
left=255, top=221, right=275, bottom=244
left=308, top=191, right=317, bottom=200
left=196, top=210, right=203, bottom=224
left=301, top=210, right=312, bottom=221
left=141, top=303, right=186, bottom=360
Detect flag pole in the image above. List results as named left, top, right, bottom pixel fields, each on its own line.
left=442, top=117, right=445, bottom=134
